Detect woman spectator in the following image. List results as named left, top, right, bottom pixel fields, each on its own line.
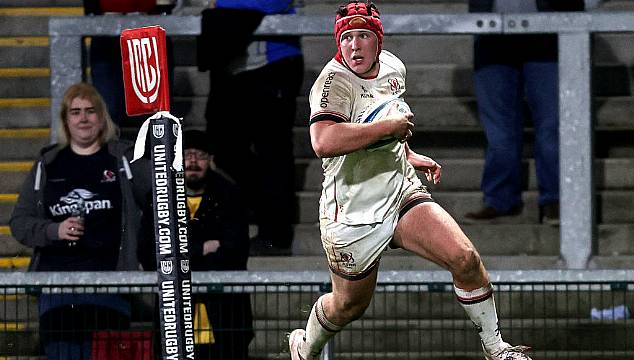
left=10, top=83, right=141, bottom=359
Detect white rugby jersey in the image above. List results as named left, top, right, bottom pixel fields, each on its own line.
left=309, top=50, right=423, bottom=225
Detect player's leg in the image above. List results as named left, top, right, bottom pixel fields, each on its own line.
left=291, top=264, right=379, bottom=359
left=394, top=201, right=487, bottom=289
left=392, top=200, right=531, bottom=359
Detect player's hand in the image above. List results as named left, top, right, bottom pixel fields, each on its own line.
left=58, top=217, right=84, bottom=241
left=203, top=240, right=221, bottom=255
left=408, top=153, right=442, bottom=184
left=386, top=107, right=414, bottom=142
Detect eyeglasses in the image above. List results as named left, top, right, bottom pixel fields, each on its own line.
left=184, top=151, right=210, bottom=161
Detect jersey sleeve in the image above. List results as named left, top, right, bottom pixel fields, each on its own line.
left=308, top=69, right=352, bottom=125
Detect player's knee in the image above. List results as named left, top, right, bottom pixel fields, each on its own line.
left=333, top=297, right=370, bottom=322
left=449, top=247, right=481, bottom=276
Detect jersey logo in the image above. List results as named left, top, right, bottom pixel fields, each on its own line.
left=360, top=85, right=374, bottom=99
left=60, top=189, right=96, bottom=204
left=49, top=189, right=113, bottom=216
left=388, top=78, right=402, bottom=94
left=320, top=72, right=336, bottom=108
left=101, top=170, right=117, bottom=183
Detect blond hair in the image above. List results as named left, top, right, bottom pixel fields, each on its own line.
left=58, top=83, right=119, bottom=146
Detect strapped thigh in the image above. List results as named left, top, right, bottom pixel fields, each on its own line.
left=398, top=193, right=434, bottom=220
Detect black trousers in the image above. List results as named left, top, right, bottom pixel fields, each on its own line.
left=205, top=55, right=304, bottom=248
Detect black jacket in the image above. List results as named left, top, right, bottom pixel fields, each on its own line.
left=469, top=0, right=584, bottom=12
left=133, top=160, right=250, bottom=271
left=184, top=170, right=250, bottom=271
left=10, top=141, right=141, bottom=271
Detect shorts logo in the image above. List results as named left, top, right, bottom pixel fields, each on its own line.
left=339, top=252, right=356, bottom=269
left=126, top=36, right=161, bottom=104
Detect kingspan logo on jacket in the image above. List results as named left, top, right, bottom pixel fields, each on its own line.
left=48, top=189, right=113, bottom=217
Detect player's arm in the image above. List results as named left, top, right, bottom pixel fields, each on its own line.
left=310, top=114, right=413, bottom=158
left=405, top=142, right=442, bottom=184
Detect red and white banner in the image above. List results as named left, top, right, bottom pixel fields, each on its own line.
left=120, top=26, right=170, bottom=116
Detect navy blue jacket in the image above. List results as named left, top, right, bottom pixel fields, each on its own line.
left=469, top=0, right=584, bottom=12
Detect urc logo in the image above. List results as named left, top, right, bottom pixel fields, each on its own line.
left=126, top=36, right=162, bottom=104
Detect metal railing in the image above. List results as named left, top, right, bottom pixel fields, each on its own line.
left=48, top=12, right=634, bottom=269
left=1, top=270, right=633, bottom=359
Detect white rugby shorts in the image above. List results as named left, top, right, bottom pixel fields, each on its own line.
left=320, top=185, right=433, bottom=280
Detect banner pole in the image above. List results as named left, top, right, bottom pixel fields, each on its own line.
left=149, top=116, right=195, bottom=359
left=121, top=25, right=194, bottom=359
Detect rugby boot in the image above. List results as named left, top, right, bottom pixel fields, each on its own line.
left=483, top=341, right=533, bottom=360
left=289, top=329, right=307, bottom=360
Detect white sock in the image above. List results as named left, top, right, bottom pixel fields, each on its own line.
left=454, top=283, right=503, bottom=352
left=300, top=295, right=342, bottom=358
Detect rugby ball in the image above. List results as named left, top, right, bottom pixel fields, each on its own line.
left=361, top=97, right=411, bottom=124
left=361, top=97, right=411, bottom=150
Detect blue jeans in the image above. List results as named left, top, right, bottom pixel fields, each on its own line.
left=474, top=60, right=559, bottom=211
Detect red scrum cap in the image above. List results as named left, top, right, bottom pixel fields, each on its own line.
left=334, top=1, right=384, bottom=65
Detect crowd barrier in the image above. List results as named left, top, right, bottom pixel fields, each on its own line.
left=1, top=270, right=633, bottom=359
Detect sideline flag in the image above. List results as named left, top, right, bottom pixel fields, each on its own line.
left=120, top=26, right=170, bottom=116
left=122, top=26, right=195, bottom=360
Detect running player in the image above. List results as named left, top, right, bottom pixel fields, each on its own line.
left=289, top=1, right=533, bottom=359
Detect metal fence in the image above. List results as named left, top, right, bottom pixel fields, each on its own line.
left=1, top=271, right=633, bottom=359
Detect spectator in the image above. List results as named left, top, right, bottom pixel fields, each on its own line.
left=198, top=0, right=304, bottom=255
left=10, top=83, right=140, bottom=359
left=133, top=129, right=253, bottom=359
left=83, top=0, right=175, bottom=127
left=464, top=0, right=585, bottom=225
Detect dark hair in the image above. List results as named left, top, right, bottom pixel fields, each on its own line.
left=183, top=129, right=211, bottom=154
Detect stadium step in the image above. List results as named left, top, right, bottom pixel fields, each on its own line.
left=294, top=190, right=634, bottom=225
left=0, top=99, right=51, bottom=128
left=174, top=62, right=633, bottom=98
left=285, top=223, right=634, bottom=257
left=0, top=37, right=48, bottom=68
left=0, top=129, right=49, bottom=160
left=2, top=189, right=634, bottom=226
left=8, top=147, right=629, bottom=194
left=0, top=7, right=83, bottom=36
left=0, top=256, right=31, bottom=271
left=165, top=95, right=634, bottom=132
left=0, top=226, right=32, bottom=258
left=0, top=68, right=50, bottom=98
left=248, top=254, right=563, bottom=271
left=251, top=318, right=634, bottom=355
left=0, top=161, right=34, bottom=194
left=296, top=158, right=634, bottom=192
left=0, top=320, right=39, bottom=357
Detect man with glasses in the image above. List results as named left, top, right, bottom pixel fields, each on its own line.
left=182, top=129, right=254, bottom=359
left=135, top=129, right=254, bottom=359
